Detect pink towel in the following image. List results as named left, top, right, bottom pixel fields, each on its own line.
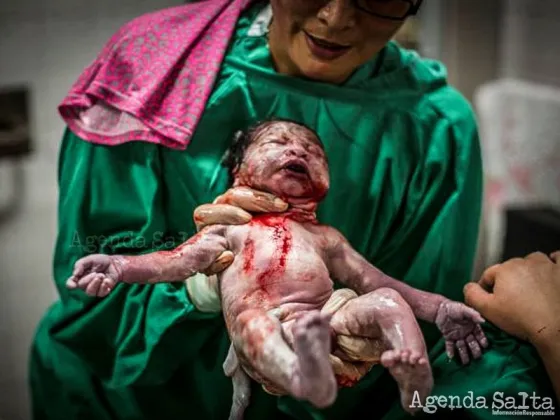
left=58, top=0, right=253, bottom=150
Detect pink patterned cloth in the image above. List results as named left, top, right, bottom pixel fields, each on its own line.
left=58, top=0, right=253, bottom=150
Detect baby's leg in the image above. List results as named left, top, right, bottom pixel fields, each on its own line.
left=231, top=309, right=336, bottom=408
left=329, top=288, right=433, bottom=414
left=223, top=345, right=252, bottom=420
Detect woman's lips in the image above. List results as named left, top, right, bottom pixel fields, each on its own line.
left=304, top=31, right=352, bottom=61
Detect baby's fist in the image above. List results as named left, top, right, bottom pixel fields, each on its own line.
left=66, top=254, right=121, bottom=297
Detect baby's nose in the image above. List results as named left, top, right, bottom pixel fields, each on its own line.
left=287, top=147, right=308, bottom=158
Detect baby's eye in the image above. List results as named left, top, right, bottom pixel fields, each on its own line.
left=266, top=139, right=286, bottom=145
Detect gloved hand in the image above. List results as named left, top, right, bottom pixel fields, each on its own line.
left=185, top=187, right=288, bottom=312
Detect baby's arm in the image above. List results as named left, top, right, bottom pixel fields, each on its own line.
left=323, top=227, right=488, bottom=363
left=66, top=225, right=230, bottom=297
left=324, top=227, right=446, bottom=322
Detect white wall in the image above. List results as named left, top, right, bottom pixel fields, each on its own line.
left=500, top=0, right=560, bottom=87
left=436, top=0, right=503, bottom=278
left=0, top=1, right=182, bottom=419
left=440, top=0, right=502, bottom=102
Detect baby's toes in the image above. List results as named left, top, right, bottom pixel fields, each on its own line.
left=417, top=356, right=428, bottom=365
left=408, top=351, right=423, bottom=365
left=399, top=349, right=411, bottom=364
left=381, top=350, right=399, bottom=367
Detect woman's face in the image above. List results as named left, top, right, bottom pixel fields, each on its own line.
left=268, top=0, right=414, bottom=83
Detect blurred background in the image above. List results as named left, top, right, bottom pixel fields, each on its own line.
left=0, top=0, right=559, bottom=418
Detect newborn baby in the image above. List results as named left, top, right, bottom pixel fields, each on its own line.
left=67, top=119, right=488, bottom=419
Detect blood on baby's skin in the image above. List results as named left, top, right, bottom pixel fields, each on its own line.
left=158, top=232, right=201, bottom=258
left=186, top=233, right=201, bottom=245
left=236, top=310, right=277, bottom=360
left=243, top=238, right=255, bottom=272
left=248, top=215, right=293, bottom=292
left=336, top=375, right=358, bottom=388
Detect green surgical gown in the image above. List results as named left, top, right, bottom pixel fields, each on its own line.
left=29, top=2, right=556, bottom=419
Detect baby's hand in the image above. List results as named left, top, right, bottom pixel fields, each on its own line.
left=435, top=300, right=489, bottom=364
left=66, top=254, right=122, bottom=297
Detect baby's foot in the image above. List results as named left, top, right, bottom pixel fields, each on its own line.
left=292, top=311, right=337, bottom=408
left=381, top=349, right=433, bottom=414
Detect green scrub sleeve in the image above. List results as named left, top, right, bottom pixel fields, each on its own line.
left=371, top=103, right=483, bottom=344
left=51, top=128, right=223, bottom=388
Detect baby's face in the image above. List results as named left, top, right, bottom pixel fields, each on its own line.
left=234, top=121, right=329, bottom=204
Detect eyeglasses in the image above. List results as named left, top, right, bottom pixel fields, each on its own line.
left=354, top=0, right=423, bottom=20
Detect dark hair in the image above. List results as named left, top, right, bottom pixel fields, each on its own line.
left=221, top=117, right=323, bottom=184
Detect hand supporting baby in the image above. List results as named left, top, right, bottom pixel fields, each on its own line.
left=193, top=186, right=488, bottom=366
left=194, top=186, right=288, bottom=274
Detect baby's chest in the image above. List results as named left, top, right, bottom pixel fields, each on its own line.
left=228, top=222, right=332, bottom=287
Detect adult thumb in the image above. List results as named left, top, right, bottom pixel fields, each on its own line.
left=463, top=282, right=493, bottom=315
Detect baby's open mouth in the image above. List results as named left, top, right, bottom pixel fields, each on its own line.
left=282, top=160, right=309, bottom=177
left=285, top=163, right=307, bottom=174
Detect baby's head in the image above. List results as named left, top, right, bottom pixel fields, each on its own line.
left=223, top=118, right=329, bottom=205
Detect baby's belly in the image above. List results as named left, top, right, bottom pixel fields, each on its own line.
left=220, top=257, right=333, bottom=321
left=222, top=219, right=334, bottom=320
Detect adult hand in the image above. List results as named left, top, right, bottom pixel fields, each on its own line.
left=194, top=186, right=288, bottom=274
left=194, top=186, right=288, bottom=231
left=463, top=251, right=560, bottom=347
left=185, top=187, right=287, bottom=313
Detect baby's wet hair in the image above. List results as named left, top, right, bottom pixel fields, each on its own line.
left=222, top=117, right=323, bottom=184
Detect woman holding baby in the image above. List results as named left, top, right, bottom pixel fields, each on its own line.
left=30, top=1, right=558, bottom=419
